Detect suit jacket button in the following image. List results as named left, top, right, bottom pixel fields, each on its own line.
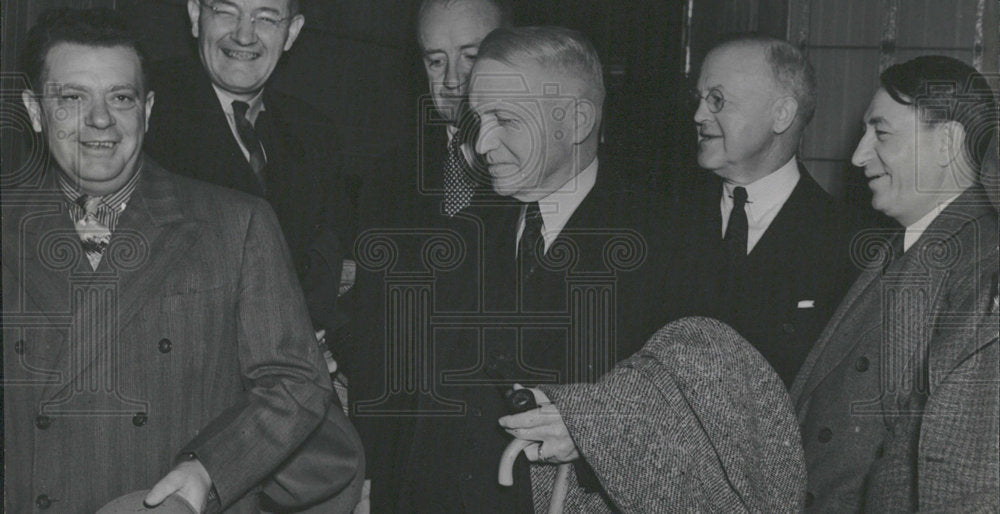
left=817, top=427, right=832, bottom=443
left=854, top=356, right=870, bottom=372
left=804, top=492, right=814, bottom=508
left=782, top=323, right=795, bottom=334
left=35, top=415, right=52, bottom=430
left=463, top=473, right=473, bottom=481
left=35, top=494, right=52, bottom=509
left=158, top=338, right=172, bottom=353
left=132, top=412, right=148, bottom=427
left=14, top=339, right=25, bottom=355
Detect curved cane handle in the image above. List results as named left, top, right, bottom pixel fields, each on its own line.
left=498, top=438, right=534, bottom=486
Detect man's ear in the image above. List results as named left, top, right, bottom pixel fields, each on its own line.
left=772, top=96, right=798, bottom=134
left=21, top=89, right=43, bottom=133
left=935, top=120, right=967, bottom=168
left=187, top=0, right=201, bottom=39
left=283, top=14, right=305, bottom=51
left=572, top=98, right=598, bottom=145
left=143, top=90, right=156, bottom=132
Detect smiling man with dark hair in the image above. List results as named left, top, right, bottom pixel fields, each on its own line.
left=791, top=55, right=999, bottom=512
left=6, top=7, right=362, bottom=512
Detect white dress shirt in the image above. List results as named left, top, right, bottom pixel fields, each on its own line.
left=903, top=193, right=961, bottom=252
left=212, top=84, right=266, bottom=163
left=720, top=157, right=800, bottom=254
left=516, top=158, right=599, bottom=254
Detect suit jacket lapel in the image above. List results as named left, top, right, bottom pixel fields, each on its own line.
left=192, top=69, right=263, bottom=196
left=789, top=265, right=882, bottom=407
left=44, top=158, right=202, bottom=401
left=790, top=187, right=993, bottom=407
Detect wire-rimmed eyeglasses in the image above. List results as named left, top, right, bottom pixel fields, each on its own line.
left=199, top=0, right=294, bottom=33
left=690, top=87, right=726, bottom=113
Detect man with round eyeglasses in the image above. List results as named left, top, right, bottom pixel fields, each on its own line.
left=663, top=35, right=864, bottom=387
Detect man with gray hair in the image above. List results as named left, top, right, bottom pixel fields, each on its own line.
left=664, top=35, right=861, bottom=386
left=461, top=25, right=670, bottom=512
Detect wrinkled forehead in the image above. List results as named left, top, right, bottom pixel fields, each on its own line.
left=469, top=57, right=574, bottom=109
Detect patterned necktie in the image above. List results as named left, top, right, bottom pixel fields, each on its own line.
left=232, top=100, right=267, bottom=193
left=519, top=202, right=544, bottom=276
left=724, top=186, right=749, bottom=266
left=443, top=134, right=475, bottom=217
left=75, top=195, right=111, bottom=270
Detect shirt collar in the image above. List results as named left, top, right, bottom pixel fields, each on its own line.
left=57, top=162, right=142, bottom=212
left=903, top=193, right=961, bottom=251
left=722, top=156, right=800, bottom=221
left=536, top=157, right=599, bottom=242
left=212, top=84, right=266, bottom=124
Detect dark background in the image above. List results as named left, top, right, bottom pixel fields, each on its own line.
left=2, top=0, right=995, bottom=207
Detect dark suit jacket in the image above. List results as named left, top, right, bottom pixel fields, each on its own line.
left=353, top=157, right=671, bottom=512
left=790, top=187, right=999, bottom=512
left=664, top=165, right=862, bottom=385
left=144, top=58, right=352, bottom=332
left=344, top=124, right=514, bottom=511
left=2, top=158, right=363, bottom=512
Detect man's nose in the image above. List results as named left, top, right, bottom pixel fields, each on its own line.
left=232, top=14, right=258, bottom=45
left=85, top=98, right=115, bottom=129
left=443, top=59, right=462, bottom=90
left=693, top=96, right=712, bottom=125
left=851, top=132, right=873, bottom=167
left=476, top=120, right=498, bottom=154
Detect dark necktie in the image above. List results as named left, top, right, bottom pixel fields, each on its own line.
left=518, top=202, right=544, bottom=276
left=724, top=186, right=749, bottom=266
left=443, top=133, right=475, bottom=217
left=232, top=100, right=267, bottom=193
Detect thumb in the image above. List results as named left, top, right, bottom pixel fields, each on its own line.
left=144, top=471, right=182, bottom=507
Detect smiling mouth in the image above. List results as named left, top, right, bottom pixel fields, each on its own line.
left=80, top=141, right=117, bottom=150
left=222, top=48, right=260, bottom=61
left=867, top=172, right=889, bottom=182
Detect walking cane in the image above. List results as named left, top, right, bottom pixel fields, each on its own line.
left=498, top=388, right=570, bottom=514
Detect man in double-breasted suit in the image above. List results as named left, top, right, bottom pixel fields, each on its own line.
left=4, top=9, right=362, bottom=512
left=667, top=35, right=862, bottom=386
left=144, top=0, right=351, bottom=334
left=790, top=55, right=999, bottom=512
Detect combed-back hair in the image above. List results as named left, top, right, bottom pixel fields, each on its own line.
left=710, top=33, right=818, bottom=128
left=476, top=25, right=605, bottom=107
left=21, top=7, right=149, bottom=94
left=881, top=55, right=997, bottom=170
left=417, top=0, right=513, bottom=29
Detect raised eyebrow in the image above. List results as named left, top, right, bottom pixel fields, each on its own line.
left=108, top=85, right=139, bottom=93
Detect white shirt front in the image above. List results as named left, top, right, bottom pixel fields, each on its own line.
left=212, top=84, right=266, bottom=163
left=516, top=158, right=599, bottom=254
left=720, top=156, right=800, bottom=254
left=903, top=193, right=961, bottom=252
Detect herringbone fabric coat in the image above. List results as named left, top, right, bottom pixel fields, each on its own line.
left=533, top=317, right=806, bottom=513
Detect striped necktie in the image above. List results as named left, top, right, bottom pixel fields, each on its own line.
left=232, top=100, right=268, bottom=193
